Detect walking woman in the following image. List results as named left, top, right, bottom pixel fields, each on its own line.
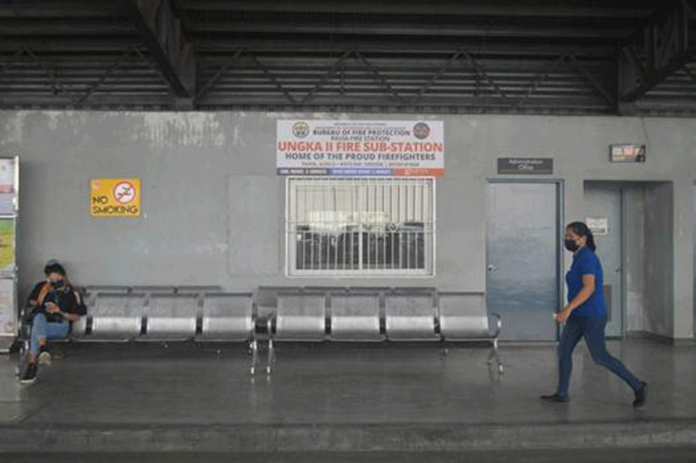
left=541, top=222, right=647, bottom=406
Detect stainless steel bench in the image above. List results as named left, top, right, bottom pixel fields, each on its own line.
left=385, top=290, right=439, bottom=341
left=330, top=291, right=383, bottom=342
left=131, top=286, right=176, bottom=294
left=199, top=293, right=254, bottom=341
left=87, top=293, right=146, bottom=340
left=273, top=292, right=326, bottom=342
left=176, top=286, right=222, bottom=294
left=438, top=291, right=503, bottom=372
left=82, top=285, right=130, bottom=309
left=15, top=286, right=260, bottom=380
left=144, top=294, right=198, bottom=340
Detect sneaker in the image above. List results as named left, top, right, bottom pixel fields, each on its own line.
left=38, top=348, right=52, bottom=366
left=633, top=382, right=648, bottom=408
left=20, top=363, right=38, bottom=385
left=540, top=393, right=569, bottom=403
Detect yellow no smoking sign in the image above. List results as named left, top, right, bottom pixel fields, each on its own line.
left=90, top=178, right=141, bottom=217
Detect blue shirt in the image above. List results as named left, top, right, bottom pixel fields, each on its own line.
left=566, top=247, right=605, bottom=318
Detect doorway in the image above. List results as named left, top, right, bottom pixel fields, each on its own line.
left=584, top=184, right=624, bottom=338
left=486, top=182, right=561, bottom=341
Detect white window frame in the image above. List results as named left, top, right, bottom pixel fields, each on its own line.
left=285, top=176, right=437, bottom=277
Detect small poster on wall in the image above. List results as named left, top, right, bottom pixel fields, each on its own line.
left=0, top=279, right=15, bottom=339
left=0, top=158, right=16, bottom=215
left=610, top=144, right=646, bottom=163
left=0, top=219, right=15, bottom=277
left=587, top=217, right=609, bottom=235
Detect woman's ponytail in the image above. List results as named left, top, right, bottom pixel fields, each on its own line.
left=585, top=230, right=597, bottom=253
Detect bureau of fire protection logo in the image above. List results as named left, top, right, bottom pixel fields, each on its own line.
left=292, top=121, right=310, bottom=138
left=413, top=122, right=430, bottom=140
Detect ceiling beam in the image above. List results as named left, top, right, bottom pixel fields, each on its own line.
left=197, top=39, right=616, bottom=58
left=182, top=1, right=654, bottom=19
left=127, top=0, right=196, bottom=97
left=190, top=20, right=634, bottom=39
left=0, top=39, right=139, bottom=53
left=0, top=19, right=135, bottom=35
left=619, top=1, right=696, bottom=102
left=0, top=1, right=124, bottom=18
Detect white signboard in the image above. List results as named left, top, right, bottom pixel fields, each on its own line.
left=587, top=217, right=609, bottom=235
left=276, top=120, right=444, bottom=176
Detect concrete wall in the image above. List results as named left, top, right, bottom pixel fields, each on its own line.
left=0, top=111, right=694, bottom=340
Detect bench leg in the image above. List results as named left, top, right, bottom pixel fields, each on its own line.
left=487, top=338, right=503, bottom=373
left=266, top=339, right=274, bottom=375
left=15, top=338, right=30, bottom=378
left=249, top=339, right=258, bottom=375
left=265, top=316, right=274, bottom=376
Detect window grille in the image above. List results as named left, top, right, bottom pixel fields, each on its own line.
left=286, top=177, right=435, bottom=276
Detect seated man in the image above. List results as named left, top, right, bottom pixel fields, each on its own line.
left=20, top=261, right=86, bottom=384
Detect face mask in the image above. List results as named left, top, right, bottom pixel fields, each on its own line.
left=564, top=239, right=579, bottom=252
left=51, top=280, right=65, bottom=289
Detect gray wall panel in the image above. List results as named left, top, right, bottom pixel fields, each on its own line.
left=0, top=110, right=693, bottom=339
left=228, top=175, right=280, bottom=276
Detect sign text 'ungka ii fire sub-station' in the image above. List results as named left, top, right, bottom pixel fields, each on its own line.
left=276, top=120, right=445, bottom=177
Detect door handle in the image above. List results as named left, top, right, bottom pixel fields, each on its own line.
left=487, top=264, right=497, bottom=273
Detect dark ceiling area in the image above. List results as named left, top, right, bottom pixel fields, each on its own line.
left=0, top=0, right=695, bottom=115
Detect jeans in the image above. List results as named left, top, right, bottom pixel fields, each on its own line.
left=557, top=314, right=642, bottom=398
left=29, top=313, right=70, bottom=356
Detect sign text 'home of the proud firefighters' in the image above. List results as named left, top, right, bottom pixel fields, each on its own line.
left=276, top=120, right=444, bottom=176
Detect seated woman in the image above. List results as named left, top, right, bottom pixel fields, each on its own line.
left=20, top=261, right=87, bottom=384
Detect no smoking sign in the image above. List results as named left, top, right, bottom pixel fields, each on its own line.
left=90, top=178, right=141, bottom=217
left=114, top=181, right=136, bottom=204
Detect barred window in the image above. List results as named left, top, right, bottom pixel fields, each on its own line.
left=286, top=177, right=435, bottom=276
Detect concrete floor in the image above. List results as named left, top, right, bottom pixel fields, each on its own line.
left=4, top=448, right=696, bottom=463
left=0, top=338, right=695, bottom=452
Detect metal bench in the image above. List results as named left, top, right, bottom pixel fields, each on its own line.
left=273, top=292, right=326, bottom=342
left=69, top=315, right=88, bottom=340
left=15, top=286, right=262, bottom=380
left=438, top=291, right=503, bottom=372
left=385, top=290, right=439, bottom=341
left=255, top=286, right=302, bottom=318
left=81, top=285, right=129, bottom=309
left=252, top=287, right=309, bottom=376
left=330, top=290, right=383, bottom=342
left=16, top=283, right=504, bottom=381
left=131, top=286, right=176, bottom=294
left=144, top=294, right=198, bottom=340
left=176, top=286, right=222, bottom=294
left=87, top=293, right=146, bottom=340
left=199, top=293, right=254, bottom=341
left=82, top=285, right=130, bottom=293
